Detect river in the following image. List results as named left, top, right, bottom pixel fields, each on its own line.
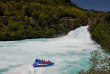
left=0, top=26, right=101, bottom=74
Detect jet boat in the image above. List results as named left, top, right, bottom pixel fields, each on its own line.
left=33, top=59, right=54, bottom=67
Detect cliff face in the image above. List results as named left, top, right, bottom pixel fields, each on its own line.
left=60, top=18, right=88, bottom=29
left=59, top=19, right=75, bottom=30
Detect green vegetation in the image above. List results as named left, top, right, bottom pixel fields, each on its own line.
left=89, top=12, right=110, bottom=50
left=0, top=0, right=88, bottom=41
left=78, top=50, right=110, bottom=74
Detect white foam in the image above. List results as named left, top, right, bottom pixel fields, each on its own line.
left=3, top=63, right=59, bottom=74
left=0, top=26, right=101, bottom=74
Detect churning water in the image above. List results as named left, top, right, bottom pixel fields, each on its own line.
left=0, top=26, right=101, bottom=74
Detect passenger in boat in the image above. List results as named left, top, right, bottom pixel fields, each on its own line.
left=45, top=61, right=48, bottom=64
left=35, top=59, right=38, bottom=61
left=41, top=60, right=43, bottom=63
left=43, top=60, right=46, bottom=64
left=47, top=60, right=50, bottom=64
left=44, top=60, right=47, bottom=64
left=39, top=59, right=42, bottom=63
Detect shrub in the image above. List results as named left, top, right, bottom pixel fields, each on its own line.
left=78, top=50, right=110, bottom=74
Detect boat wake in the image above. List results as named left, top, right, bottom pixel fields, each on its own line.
left=3, top=63, right=58, bottom=74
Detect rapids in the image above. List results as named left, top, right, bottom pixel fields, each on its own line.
left=0, top=26, right=101, bottom=74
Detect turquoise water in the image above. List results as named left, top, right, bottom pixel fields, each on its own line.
left=0, top=26, right=101, bottom=74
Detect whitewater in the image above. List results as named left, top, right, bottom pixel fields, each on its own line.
left=0, top=26, right=101, bottom=74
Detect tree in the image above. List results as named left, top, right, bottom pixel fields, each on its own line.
left=78, top=50, right=110, bottom=74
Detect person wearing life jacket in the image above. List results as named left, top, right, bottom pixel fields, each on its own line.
left=47, top=60, right=51, bottom=64
left=35, top=59, right=38, bottom=62
left=44, top=60, right=47, bottom=64
left=39, top=59, right=42, bottom=64
left=41, top=60, right=44, bottom=63
left=42, top=60, right=46, bottom=64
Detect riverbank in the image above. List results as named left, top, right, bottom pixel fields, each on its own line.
left=88, top=11, right=110, bottom=50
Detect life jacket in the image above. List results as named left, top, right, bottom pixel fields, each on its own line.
left=47, top=61, right=50, bottom=64
left=39, top=59, right=42, bottom=63
left=42, top=61, right=45, bottom=64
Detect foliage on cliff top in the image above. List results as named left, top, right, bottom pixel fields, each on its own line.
left=89, top=12, right=110, bottom=50
left=0, top=0, right=88, bottom=41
